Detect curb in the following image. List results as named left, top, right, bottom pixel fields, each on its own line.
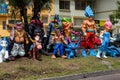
left=41, top=69, right=120, bottom=80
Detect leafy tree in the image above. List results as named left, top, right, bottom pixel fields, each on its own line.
left=8, top=0, right=52, bottom=32
left=0, top=0, right=4, bottom=4
left=109, top=1, right=120, bottom=25
left=32, top=0, right=52, bottom=17
left=9, top=0, right=31, bottom=32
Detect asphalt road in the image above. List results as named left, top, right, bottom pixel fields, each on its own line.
left=79, top=73, right=120, bottom=80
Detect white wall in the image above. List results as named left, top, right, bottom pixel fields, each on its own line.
left=94, top=0, right=120, bottom=34
left=94, top=0, right=118, bottom=20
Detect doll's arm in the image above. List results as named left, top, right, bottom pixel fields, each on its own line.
left=81, top=20, right=87, bottom=35
left=61, top=36, right=67, bottom=44
left=24, top=32, right=29, bottom=44
left=10, top=27, right=15, bottom=40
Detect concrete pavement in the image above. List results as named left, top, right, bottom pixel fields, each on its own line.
left=41, top=69, right=120, bottom=80
left=79, top=73, right=120, bottom=80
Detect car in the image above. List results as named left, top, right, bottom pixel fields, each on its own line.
left=109, top=34, right=120, bottom=47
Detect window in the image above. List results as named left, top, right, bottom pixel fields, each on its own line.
left=74, top=18, right=83, bottom=26
left=75, top=0, right=86, bottom=10
left=2, top=21, right=7, bottom=30
left=8, top=20, right=21, bottom=24
left=59, top=0, right=70, bottom=10
left=42, top=16, right=48, bottom=23
left=86, top=1, right=93, bottom=8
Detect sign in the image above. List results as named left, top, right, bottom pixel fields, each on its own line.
left=0, top=4, right=8, bottom=14
left=100, top=20, right=106, bottom=27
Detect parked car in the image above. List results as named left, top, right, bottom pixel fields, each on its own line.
left=109, top=34, right=120, bottom=47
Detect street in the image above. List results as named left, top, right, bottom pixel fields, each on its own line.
left=79, top=73, right=120, bottom=80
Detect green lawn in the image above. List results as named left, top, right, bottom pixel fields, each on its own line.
left=0, top=55, right=120, bottom=80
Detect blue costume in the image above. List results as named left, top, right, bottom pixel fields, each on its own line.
left=99, top=31, right=110, bottom=52
left=46, top=14, right=61, bottom=50
left=65, top=39, right=80, bottom=59
left=53, top=43, right=64, bottom=56
left=96, top=19, right=113, bottom=58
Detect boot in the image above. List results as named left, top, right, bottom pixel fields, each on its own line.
left=90, top=49, right=96, bottom=56
left=102, top=51, right=107, bottom=58
left=96, top=50, right=101, bottom=58
left=82, top=49, right=87, bottom=57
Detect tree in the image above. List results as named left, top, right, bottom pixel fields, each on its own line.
left=32, top=0, right=52, bottom=17
left=9, top=0, right=31, bottom=32
left=0, top=0, right=4, bottom=3
left=109, top=1, right=120, bottom=25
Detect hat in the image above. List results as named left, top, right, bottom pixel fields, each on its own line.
left=85, top=5, right=94, bottom=17
left=104, top=19, right=112, bottom=29
left=61, top=17, right=72, bottom=22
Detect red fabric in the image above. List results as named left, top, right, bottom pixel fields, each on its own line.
left=81, top=32, right=95, bottom=49
left=94, top=37, right=101, bottom=46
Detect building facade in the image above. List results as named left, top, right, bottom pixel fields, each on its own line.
left=0, top=0, right=54, bottom=37
left=1, top=0, right=119, bottom=37
left=94, top=0, right=120, bottom=34
left=54, top=0, right=95, bottom=28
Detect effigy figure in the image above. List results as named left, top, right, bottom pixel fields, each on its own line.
left=28, top=13, right=44, bottom=49
left=61, top=17, right=72, bottom=43
left=0, top=37, right=10, bottom=63
left=28, top=33, right=42, bottom=60
left=10, top=22, right=29, bottom=60
left=81, top=5, right=97, bottom=57
left=45, top=14, right=61, bottom=50
left=50, top=29, right=67, bottom=59
left=65, top=38, right=80, bottom=59
left=96, top=19, right=112, bottom=59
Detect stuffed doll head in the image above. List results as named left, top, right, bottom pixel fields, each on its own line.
left=62, top=18, right=71, bottom=29
left=34, top=33, right=40, bottom=41
left=104, top=19, right=112, bottom=32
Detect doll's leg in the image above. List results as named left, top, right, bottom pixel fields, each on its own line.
left=96, top=50, right=102, bottom=58
left=59, top=44, right=67, bottom=58
left=52, top=44, right=59, bottom=58
left=4, top=51, right=9, bottom=61
left=102, top=51, right=107, bottom=58
left=0, top=54, right=3, bottom=63
left=11, top=43, right=19, bottom=57
left=18, top=44, right=25, bottom=56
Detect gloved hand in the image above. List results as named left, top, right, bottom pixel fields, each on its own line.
left=44, top=34, right=47, bottom=37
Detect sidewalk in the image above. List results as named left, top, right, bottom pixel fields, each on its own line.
left=41, top=69, right=120, bottom=80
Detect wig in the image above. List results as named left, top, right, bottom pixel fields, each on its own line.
left=85, top=5, right=94, bottom=17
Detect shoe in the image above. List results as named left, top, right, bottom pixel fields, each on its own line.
left=96, top=54, right=101, bottom=58
left=90, top=49, right=96, bottom=56
left=82, top=50, right=87, bottom=57
left=103, top=55, right=108, bottom=58
left=102, top=51, right=107, bottom=58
